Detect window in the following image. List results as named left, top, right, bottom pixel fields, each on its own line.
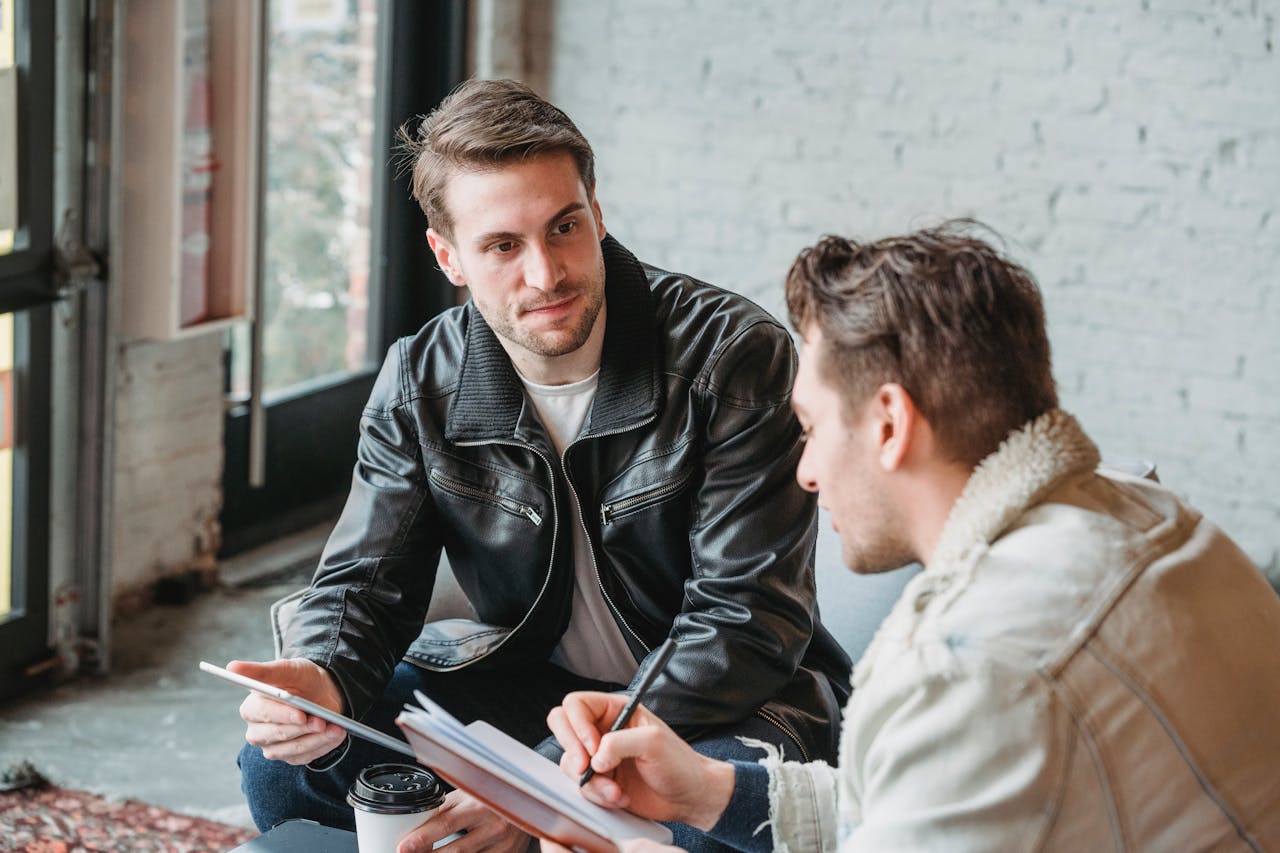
left=0, top=313, right=13, bottom=620
left=219, top=0, right=464, bottom=555
left=0, top=0, right=54, bottom=699
left=0, top=0, right=55, bottom=312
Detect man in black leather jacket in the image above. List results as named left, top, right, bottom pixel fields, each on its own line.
left=230, top=79, right=851, bottom=853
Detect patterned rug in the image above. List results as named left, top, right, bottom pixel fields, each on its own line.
left=0, top=782, right=257, bottom=852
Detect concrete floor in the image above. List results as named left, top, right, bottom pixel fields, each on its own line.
left=0, top=575, right=301, bottom=830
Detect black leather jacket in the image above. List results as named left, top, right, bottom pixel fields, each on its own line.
left=287, top=237, right=852, bottom=762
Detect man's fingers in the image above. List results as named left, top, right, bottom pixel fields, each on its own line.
left=557, top=691, right=630, bottom=756
left=401, top=792, right=523, bottom=853
left=257, top=728, right=344, bottom=764
left=620, top=840, right=685, bottom=853
left=540, top=841, right=573, bottom=853
left=581, top=775, right=628, bottom=809
left=227, top=658, right=344, bottom=715
left=239, top=693, right=307, bottom=726
left=546, top=707, right=589, bottom=774
left=245, top=712, right=332, bottom=741
left=592, top=725, right=664, bottom=772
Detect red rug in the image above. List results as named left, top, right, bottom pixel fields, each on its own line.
left=0, top=783, right=257, bottom=852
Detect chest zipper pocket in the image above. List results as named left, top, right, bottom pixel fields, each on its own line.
left=600, top=471, right=693, bottom=526
left=429, top=469, right=543, bottom=526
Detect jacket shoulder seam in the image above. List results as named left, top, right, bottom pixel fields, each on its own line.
left=698, top=318, right=794, bottom=409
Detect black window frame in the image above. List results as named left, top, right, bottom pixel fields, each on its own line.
left=0, top=306, right=52, bottom=702
left=0, top=0, right=56, bottom=313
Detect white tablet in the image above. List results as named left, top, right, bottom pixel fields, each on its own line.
left=199, top=660, right=417, bottom=759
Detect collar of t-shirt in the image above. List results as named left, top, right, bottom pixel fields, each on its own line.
left=517, top=370, right=600, bottom=457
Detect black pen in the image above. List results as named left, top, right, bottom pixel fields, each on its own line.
left=579, top=637, right=677, bottom=787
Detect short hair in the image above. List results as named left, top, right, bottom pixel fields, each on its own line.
left=396, top=78, right=596, bottom=239
left=785, top=220, right=1058, bottom=468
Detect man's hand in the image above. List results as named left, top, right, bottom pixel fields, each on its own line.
left=397, top=789, right=530, bottom=853
left=541, top=839, right=686, bottom=853
left=228, top=658, right=347, bottom=765
left=546, top=691, right=736, bottom=832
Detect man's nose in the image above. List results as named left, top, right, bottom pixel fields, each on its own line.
left=795, top=446, right=819, bottom=494
left=523, top=242, right=565, bottom=291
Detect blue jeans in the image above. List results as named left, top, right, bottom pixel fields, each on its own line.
left=238, top=660, right=802, bottom=853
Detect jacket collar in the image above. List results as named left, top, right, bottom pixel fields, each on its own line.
left=852, top=409, right=1100, bottom=687
left=929, top=408, right=1101, bottom=572
left=445, top=236, right=661, bottom=444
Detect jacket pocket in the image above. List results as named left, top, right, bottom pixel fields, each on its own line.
left=599, top=470, right=693, bottom=526
left=429, top=469, right=543, bottom=525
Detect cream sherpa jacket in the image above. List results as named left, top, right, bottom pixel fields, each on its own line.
left=758, top=410, right=1280, bottom=851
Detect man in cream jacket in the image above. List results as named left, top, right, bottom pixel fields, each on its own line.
left=545, top=221, right=1280, bottom=851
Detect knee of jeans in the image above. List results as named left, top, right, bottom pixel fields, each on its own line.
left=237, top=742, right=301, bottom=830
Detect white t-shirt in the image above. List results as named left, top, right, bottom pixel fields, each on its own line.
left=519, top=371, right=639, bottom=685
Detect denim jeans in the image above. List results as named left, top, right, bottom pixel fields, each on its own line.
left=238, top=660, right=802, bottom=853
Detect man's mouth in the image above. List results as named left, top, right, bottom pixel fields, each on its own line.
left=523, top=295, right=577, bottom=316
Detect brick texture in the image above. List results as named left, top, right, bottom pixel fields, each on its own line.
left=534, top=0, right=1280, bottom=580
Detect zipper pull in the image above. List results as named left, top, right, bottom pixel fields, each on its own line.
left=523, top=505, right=543, bottom=526
left=600, top=503, right=612, bottom=526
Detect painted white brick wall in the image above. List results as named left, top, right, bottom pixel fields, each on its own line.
left=110, top=334, right=224, bottom=597
left=535, top=0, right=1280, bottom=580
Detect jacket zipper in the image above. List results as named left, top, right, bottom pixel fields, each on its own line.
left=754, top=705, right=810, bottom=763
left=600, top=471, right=692, bottom=526
left=434, top=438, right=560, bottom=671
left=428, top=469, right=543, bottom=525
left=565, top=414, right=658, bottom=656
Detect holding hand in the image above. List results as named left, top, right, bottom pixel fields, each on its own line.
left=541, top=838, right=686, bottom=853
left=545, top=692, right=736, bottom=832
left=228, top=658, right=348, bottom=765
left=396, top=789, right=530, bottom=853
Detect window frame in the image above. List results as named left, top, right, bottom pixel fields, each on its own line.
left=0, top=0, right=56, bottom=313
left=0, top=305, right=53, bottom=700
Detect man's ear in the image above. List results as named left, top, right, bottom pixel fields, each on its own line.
left=589, top=186, right=606, bottom=239
left=871, top=383, right=920, bottom=472
left=426, top=228, right=465, bottom=287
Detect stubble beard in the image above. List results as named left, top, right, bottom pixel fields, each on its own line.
left=492, top=258, right=607, bottom=358
left=841, top=478, right=916, bottom=574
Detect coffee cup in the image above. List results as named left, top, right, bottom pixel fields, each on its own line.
left=347, top=763, right=445, bottom=853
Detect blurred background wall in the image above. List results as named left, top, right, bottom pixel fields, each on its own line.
left=483, top=0, right=1278, bottom=577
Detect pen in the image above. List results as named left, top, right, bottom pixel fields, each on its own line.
left=579, top=638, right=677, bottom=787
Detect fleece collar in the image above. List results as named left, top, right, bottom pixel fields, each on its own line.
left=853, top=409, right=1100, bottom=687
left=928, top=409, right=1101, bottom=572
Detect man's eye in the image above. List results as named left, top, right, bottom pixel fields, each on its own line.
left=555, top=220, right=576, bottom=236
left=493, top=241, right=516, bottom=253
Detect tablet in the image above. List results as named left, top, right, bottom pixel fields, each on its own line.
left=199, top=660, right=417, bottom=760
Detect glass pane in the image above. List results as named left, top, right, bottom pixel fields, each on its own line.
left=0, top=314, right=13, bottom=621
left=0, top=0, right=16, bottom=255
left=241, top=0, right=380, bottom=396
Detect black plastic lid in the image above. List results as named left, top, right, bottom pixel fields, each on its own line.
left=346, top=763, right=444, bottom=815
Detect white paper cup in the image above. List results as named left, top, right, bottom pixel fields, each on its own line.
left=348, top=763, right=445, bottom=853
left=352, top=805, right=439, bottom=853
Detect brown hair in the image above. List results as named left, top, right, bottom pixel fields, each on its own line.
left=785, top=220, right=1058, bottom=467
left=396, top=78, right=596, bottom=238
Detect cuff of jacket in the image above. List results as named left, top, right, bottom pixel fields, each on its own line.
left=707, top=761, right=773, bottom=853
left=306, top=736, right=351, bottom=772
